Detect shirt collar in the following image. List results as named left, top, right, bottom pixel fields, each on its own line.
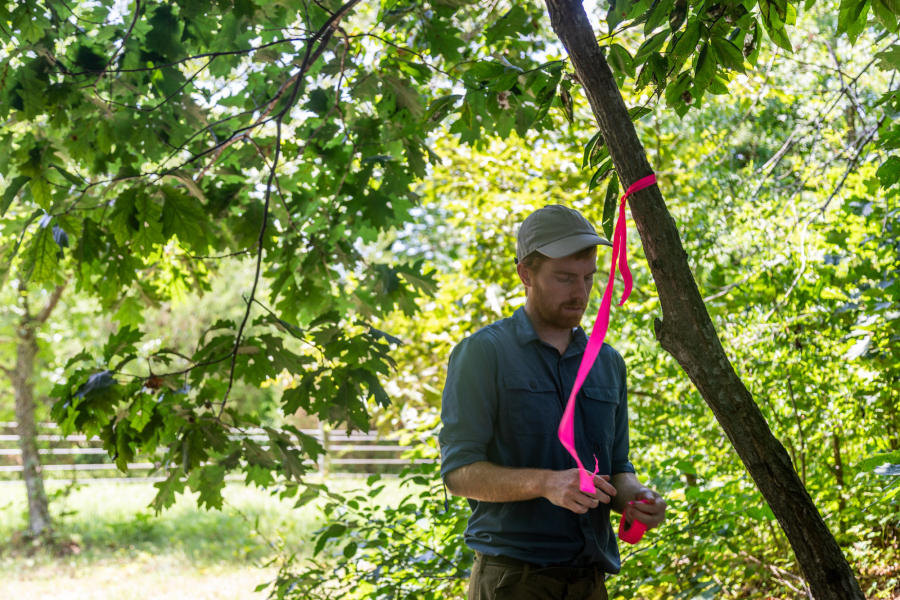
left=512, top=307, right=589, bottom=354
left=513, top=307, right=540, bottom=346
left=567, top=324, right=588, bottom=357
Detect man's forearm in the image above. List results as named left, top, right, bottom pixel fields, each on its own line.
left=609, top=472, right=646, bottom=514
left=444, top=461, right=548, bottom=503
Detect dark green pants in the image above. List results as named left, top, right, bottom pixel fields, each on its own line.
left=468, top=553, right=609, bottom=600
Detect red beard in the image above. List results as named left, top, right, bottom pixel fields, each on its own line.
left=531, top=279, right=586, bottom=330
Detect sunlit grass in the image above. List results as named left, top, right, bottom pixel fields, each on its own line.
left=0, top=478, right=419, bottom=600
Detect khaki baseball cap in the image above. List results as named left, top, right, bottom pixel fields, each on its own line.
left=515, top=205, right=611, bottom=263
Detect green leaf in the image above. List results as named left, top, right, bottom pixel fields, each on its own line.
left=874, top=0, right=899, bottom=32
left=129, top=395, right=155, bottom=433
left=858, top=450, right=900, bottom=471
left=711, top=37, right=744, bottom=73
left=151, top=472, right=186, bottom=514
left=459, top=100, right=474, bottom=129
left=559, top=86, right=574, bottom=123
left=103, top=325, right=144, bottom=362
left=602, top=172, right=620, bottom=241
left=54, top=166, right=83, bottom=187
left=669, top=0, right=688, bottom=32
left=608, top=0, right=637, bottom=29
left=162, top=187, right=207, bottom=251
left=708, top=73, right=730, bottom=95
left=56, top=213, right=83, bottom=238
left=484, top=5, right=529, bottom=44
left=314, top=523, right=347, bottom=556
left=23, top=224, right=60, bottom=283
left=133, top=190, right=165, bottom=255
left=607, top=44, right=635, bottom=78
left=16, top=12, right=50, bottom=44
left=187, top=465, right=226, bottom=511
left=668, top=21, right=701, bottom=72
left=1, top=175, right=29, bottom=217
left=64, top=350, right=94, bottom=370
left=589, top=158, right=613, bottom=191
left=744, top=19, right=762, bottom=65
left=759, top=0, right=795, bottom=51
left=114, top=295, right=146, bottom=328
left=876, top=44, right=900, bottom=70
left=877, top=156, right=900, bottom=187
left=644, top=0, right=675, bottom=33
left=466, top=61, right=507, bottom=80
left=424, top=21, right=465, bottom=62
left=628, top=106, right=653, bottom=121
left=634, top=28, right=671, bottom=65
left=29, top=176, right=52, bottom=210
left=145, top=5, right=184, bottom=59
left=109, top=187, right=140, bottom=245
left=582, top=131, right=604, bottom=170
left=343, top=541, right=358, bottom=558
left=16, top=68, right=47, bottom=120
left=837, top=0, right=868, bottom=35
left=693, top=43, right=717, bottom=92
left=665, top=71, right=693, bottom=108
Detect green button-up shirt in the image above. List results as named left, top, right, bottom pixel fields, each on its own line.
left=439, top=307, right=635, bottom=571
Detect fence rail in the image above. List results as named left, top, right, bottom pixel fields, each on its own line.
left=0, top=422, right=436, bottom=485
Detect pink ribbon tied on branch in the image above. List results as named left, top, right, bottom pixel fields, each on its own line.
left=556, top=173, right=658, bottom=496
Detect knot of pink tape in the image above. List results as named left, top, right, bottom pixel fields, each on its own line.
left=556, top=173, right=657, bottom=543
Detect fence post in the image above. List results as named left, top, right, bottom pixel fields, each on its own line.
left=317, top=420, right=329, bottom=480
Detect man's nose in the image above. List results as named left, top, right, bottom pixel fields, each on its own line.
left=572, top=281, right=588, bottom=301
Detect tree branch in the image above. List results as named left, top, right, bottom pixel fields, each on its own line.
left=35, top=283, right=67, bottom=324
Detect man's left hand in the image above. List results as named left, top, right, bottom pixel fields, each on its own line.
left=625, top=488, right=667, bottom=530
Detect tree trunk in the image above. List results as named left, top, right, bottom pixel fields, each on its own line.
left=542, top=2, right=864, bottom=598
left=12, top=328, right=52, bottom=536
left=4, top=283, right=66, bottom=538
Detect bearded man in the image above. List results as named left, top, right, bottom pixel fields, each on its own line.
left=439, top=205, right=667, bottom=600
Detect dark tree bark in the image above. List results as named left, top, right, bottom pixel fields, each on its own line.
left=542, top=1, right=864, bottom=598
left=3, top=283, right=66, bottom=537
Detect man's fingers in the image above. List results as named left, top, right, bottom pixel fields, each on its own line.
left=579, top=493, right=600, bottom=506
left=580, top=492, right=610, bottom=505
left=568, top=499, right=589, bottom=514
left=592, top=475, right=617, bottom=497
left=631, top=500, right=665, bottom=515
left=627, top=502, right=666, bottom=527
left=629, top=507, right=658, bottom=526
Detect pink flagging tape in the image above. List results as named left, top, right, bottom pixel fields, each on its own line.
left=556, top=173, right=657, bottom=495
left=618, top=499, right=651, bottom=544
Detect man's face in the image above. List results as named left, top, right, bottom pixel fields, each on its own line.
left=521, top=252, right=597, bottom=330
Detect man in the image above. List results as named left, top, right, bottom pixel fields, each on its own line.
left=439, top=205, right=667, bottom=600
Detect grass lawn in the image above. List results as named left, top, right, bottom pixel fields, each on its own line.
left=0, top=477, right=415, bottom=600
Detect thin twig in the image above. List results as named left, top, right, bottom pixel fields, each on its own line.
left=217, top=0, right=361, bottom=417
left=93, top=0, right=141, bottom=94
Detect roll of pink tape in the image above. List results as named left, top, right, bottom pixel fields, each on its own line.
left=618, top=500, right=651, bottom=545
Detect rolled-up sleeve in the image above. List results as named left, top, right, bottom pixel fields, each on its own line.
left=610, top=352, right=635, bottom=476
left=439, top=338, right=497, bottom=479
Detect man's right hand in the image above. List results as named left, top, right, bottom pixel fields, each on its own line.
left=541, top=469, right=617, bottom=514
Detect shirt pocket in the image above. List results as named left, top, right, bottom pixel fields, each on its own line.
left=581, top=386, right=619, bottom=444
left=503, top=376, right=560, bottom=436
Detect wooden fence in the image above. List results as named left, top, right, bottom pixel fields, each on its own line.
left=0, top=422, right=436, bottom=485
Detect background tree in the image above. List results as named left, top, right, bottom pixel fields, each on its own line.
left=1, top=282, right=65, bottom=536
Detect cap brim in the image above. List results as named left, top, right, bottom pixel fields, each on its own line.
left=536, top=232, right=611, bottom=258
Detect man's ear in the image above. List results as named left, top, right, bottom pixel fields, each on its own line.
left=517, top=262, right=532, bottom=290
